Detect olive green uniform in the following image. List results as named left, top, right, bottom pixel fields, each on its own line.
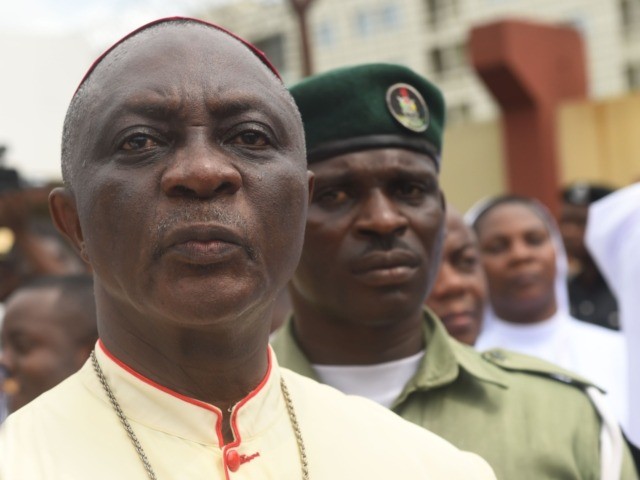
left=272, top=311, right=638, bottom=479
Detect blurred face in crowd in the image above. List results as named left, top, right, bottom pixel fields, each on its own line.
left=290, top=148, right=444, bottom=325
left=474, top=201, right=557, bottom=324
left=0, top=287, right=89, bottom=413
left=50, top=24, right=310, bottom=333
left=426, top=209, right=485, bottom=345
left=558, top=202, right=589, bottom=263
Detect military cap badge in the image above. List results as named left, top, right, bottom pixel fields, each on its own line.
left=386, top=83, right=429, bottom=133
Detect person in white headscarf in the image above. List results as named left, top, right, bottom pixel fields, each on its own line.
left=466, top=195, right=629, bottom=430
left=586, top=182, right=640, bottom=452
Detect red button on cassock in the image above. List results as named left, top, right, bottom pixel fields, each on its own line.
left=226, top=449, right=241, bottom=472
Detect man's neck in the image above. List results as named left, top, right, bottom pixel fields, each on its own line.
left=290, top=303, right=425, bottom=366
left=98, top=313, right=271, bottom=443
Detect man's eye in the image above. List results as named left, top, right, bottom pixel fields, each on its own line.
left=120, top=135, right=159, bottom=151
left=315, top=189, right=349, bottom=206
left=402, top=185, right=425, bottom=196
left=229, top=131, right=270, bottom=147
left=394, top=181, right=432, bottom=200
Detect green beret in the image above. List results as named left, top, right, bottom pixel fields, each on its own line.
left=290, top=63, right=445, bottom=167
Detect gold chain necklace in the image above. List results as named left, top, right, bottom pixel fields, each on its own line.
left=91, top=350, right=309, bottom=479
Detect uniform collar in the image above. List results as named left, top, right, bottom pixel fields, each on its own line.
left=271, top=310, right=509, bottom=408
left=80, top=340, right=286, bottom=448
left=392, top=310, right=509, bottom=407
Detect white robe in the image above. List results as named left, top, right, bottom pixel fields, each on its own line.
left=0, top=341, right=495, bottom=479
left=586, top=182, right=640, bottom=445
left=475, top=311, right=629, bottom=429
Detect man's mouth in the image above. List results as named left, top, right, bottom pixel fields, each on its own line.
left=351, top=250, right=420, bottom=287
left=160, top=224, right=246, bottom=264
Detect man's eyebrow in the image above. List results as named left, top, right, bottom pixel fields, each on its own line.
left=313, top=170, right=358, bottom=185
left=117, top=96, right=182, bottom=120
left=116, top=94, right=287, bottom=123
left=207, top=97, right=271, bottom=116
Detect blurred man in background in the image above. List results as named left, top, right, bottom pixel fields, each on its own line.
left=560, top=183, right=618, bottom=329
left=0, top=275, right=97, bottom=417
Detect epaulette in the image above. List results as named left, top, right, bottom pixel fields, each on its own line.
left=480, top=348, right=603, bottom=392
left=482, top=348, right=625, bottom=478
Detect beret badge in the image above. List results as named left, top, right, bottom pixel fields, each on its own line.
left=385, top=83, right=429, bottom=133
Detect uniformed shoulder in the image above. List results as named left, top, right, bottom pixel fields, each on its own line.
left=280, top=368, right=496, bottom=479
left=480, top=348, right=600, bottom=390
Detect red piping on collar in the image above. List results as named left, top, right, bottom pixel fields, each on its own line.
left=97, top=340, right=274, bottom=449
left=75, top=16, right=281, bottom=95
left=220, top=348, right=273, bottom=478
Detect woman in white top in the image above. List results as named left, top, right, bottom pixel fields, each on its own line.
left=467, top=195, right=629, bottom=430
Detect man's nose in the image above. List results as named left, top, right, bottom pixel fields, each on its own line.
left=355, top=190, right=408, bottom=239
left=161, top=136, right=242, bottom=199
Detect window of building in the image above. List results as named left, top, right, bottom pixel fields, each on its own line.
left=620, top=0, right=640, bottom=37
left=425, top=0, right=459, bottom=28
left=316, top=21, right=336, bottom=48
left=446, top=102, right=472, bottom=124
left=380, top=4, right=401, bottom=29
left=355, top=10, right=374, bottom=37
left=625, top=62, right=640, bottom=90
left=428, top=43, right=467, bottom=77
left=253, top=35, right=286, bottom=73
left=430, top=48, right=444, bottom=74
left=353, top=4, right=403, bottom=38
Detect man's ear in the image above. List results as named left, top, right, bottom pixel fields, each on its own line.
left=49, top=187, right=89, bottom=263
left=307, top=170, right=315, bottom=205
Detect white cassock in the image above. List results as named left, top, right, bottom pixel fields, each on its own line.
left=0, top=341, right=495, bottom=479
left=586, top=182, right=640, bottom=446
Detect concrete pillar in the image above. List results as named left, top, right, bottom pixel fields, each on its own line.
left=469, top=19, right=588, bottom=214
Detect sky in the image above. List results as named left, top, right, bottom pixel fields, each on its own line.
left=0, top=0, right=236, bottom=45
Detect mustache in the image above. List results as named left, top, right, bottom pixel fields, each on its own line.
left=152, top=205, right=257, bottom=261
left=360, top=236, right=414, bottom=255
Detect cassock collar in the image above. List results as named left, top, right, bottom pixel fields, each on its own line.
left=80, top=340, right=285, bottom=448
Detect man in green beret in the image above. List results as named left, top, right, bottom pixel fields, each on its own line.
left=272, top=63, right=638, bottom=479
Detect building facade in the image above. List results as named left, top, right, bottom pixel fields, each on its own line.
left=201, top=0, right=640, bottom=125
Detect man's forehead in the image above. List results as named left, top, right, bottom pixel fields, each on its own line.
left=91, top=27, right=262, bottom=87
left=311, top=148, right=438, bottom=176
left=83, top=32, right=295, bottom=131
left=75, top=18, right=280, bottom=94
